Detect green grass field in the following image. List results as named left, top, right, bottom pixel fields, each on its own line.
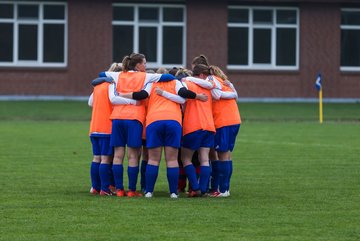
left=0, top=101, right=359, bottom=241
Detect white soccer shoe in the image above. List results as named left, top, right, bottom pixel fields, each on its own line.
left=145, top=192, right=153, bottom=198
left=170, top=193, right=178, bottom=199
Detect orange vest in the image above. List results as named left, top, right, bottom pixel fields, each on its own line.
left=146, top=81, right=182, bottom=127
left=212, top=76, right=241, bottom=128
left=110, top=71, right=147, bottom=125
left=182, top=80, right=215, bottom=136
left=89, top=82, right=113, bottom=135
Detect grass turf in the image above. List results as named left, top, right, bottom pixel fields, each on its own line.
left=0, top=101, right=359, bottom=241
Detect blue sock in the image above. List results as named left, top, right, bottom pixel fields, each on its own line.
left=90, top=162, right=100, bottom=191
left=218, top=161, right=227, bottom=193
left=145, top=164, right=159, bottom=193
left=225, top=160, right=232, bottom=191
left=128, top=166, right=139, bottom=191
left=184, top=164, right=200, bottom=191
left=210, top=160, right=220, bottom=192
left=112, top=164, right=124, bottom=190
left=140, top=160, right=147, bottom=190
left=99, top=163, right=111, bottom=192
left=199, top=166, right=211, bottom=194
left=109, top=163, right=115, bottom=187
left=167, top=167, right=179, bottom=194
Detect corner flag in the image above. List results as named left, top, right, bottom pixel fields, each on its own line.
left=315, top=73, right=323, bottom=124
left=315, top=74, right=322, bottom=91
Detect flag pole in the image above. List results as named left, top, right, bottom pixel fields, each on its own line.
left=319, top=88, right=323, bottom=124
left=315, top=73, right=323, bottom=124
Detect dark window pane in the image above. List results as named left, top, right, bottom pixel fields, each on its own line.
left=44, top=5, right=65, bottom=20
left=43, top=24, right=64, bottom=62
left=277, top=10, right=297, bottom=24
left=0, top=23, right=13, bottom=61
left=113, top=6, right=133, bottom=21
left=139, top=27, right=157, bottom=62
left=276, top=28, right=296, bottom=66
left=18, top=24, right=37, bottom=60
left=341, top=29, right=360, bottom=66
left=228, top=27, right=248, bottom=65
left=113, top=25, right=133, bottom=62
left=253, top=28, right=271, bottom=64
left=253, top=10, right=272, bottom=24
left=163, top=7, right=183, bottom=22
left=18, top=4, right=38, bottom=19
left=228, top=9, right=248, bottom=23
left=341, top=11, right=360, bottom=25
left=163, top=26, right=182, bottom=64
left=139, top=7, right=158, bottom=21
left=0, top=4, right=13, bottom=18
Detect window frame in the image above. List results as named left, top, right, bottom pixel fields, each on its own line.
left=340, top=8, right=360, bottom=72
left=112, top=3, right=186, bottom=69
left=0, top=1, right=67, bottom=68
left=227, top=6, right=299, bottom=71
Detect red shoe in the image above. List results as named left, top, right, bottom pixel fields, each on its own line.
left=209, top=191, right=221, bottom=197
left=188, top=190, right=201, bottom=197
left=116, top=189, right=126, bottom=197
left=100, top=190, right=113, bottom=196
left=90, top=187, right=99, bottom=195
left=127, top=191, right=143, bottom=197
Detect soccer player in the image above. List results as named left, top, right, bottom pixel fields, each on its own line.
left=100, top=53, right=175, bottom=197
left=142, top=75, right=207, bottom=198
left=208, top=65, right=241, bottom=197
left=88, top=71, right=137, bottom=196
left=180, top=64, right=216, bottom=196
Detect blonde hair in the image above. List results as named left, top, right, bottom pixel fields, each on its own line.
left=175, top=67, right=192, bottom=78
left=108, top=62, right=122, bottom=72
left=146, top=69, right=155, bottom=73
left=209, top=65, right=228, bottom=80
left=156, top=67, right=168, bottom=74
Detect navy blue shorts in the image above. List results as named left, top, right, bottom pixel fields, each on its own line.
left=146, top=120, right=182, bottom=148
left=182, top=130, right=215, bottom=150
left=110, top=119, right=143, bottom=148
left=90, top=134, right=114, bottom=156
left=214, top=124, right=240, bottom=152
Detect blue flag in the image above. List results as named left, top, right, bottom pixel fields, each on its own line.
left=315, top=73, right=322, bottom=91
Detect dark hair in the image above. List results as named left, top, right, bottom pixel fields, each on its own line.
left=192, top=64, right=211, bottom=77
left=169, top=67, right=179, bottom=76
left=192, top=55, right=209, bottom=67
left=121, top=53, right=145, bottom=72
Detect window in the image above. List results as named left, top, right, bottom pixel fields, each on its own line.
left=112, top=4, right=186, bottom=68
left=0, top=1, right=67, bottom=67
left=228, top=7, right=299, bottom=70
left=341, top=9, right=360, bottom=71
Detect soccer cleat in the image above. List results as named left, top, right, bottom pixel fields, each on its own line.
left=144, top=192, right=153, bottom=198
left=90, top=187, right=99, bottom=195
left=211, top=191, right=229, bottom=198
left=170, top=193, right=178, bottom=199
left=116, top=189, right=126, bottom=197
left=188, top=190, right=201, bottom=197
left=100, top=190, right=113, bottom=196
left=109, top=185, right=116, bottom=194
left=127, top=191, right=143, bottom=197
left=209, top=191, right=221, bottom=197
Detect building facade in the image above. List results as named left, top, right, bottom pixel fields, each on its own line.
left=0, top=0, right=359, bottom=99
